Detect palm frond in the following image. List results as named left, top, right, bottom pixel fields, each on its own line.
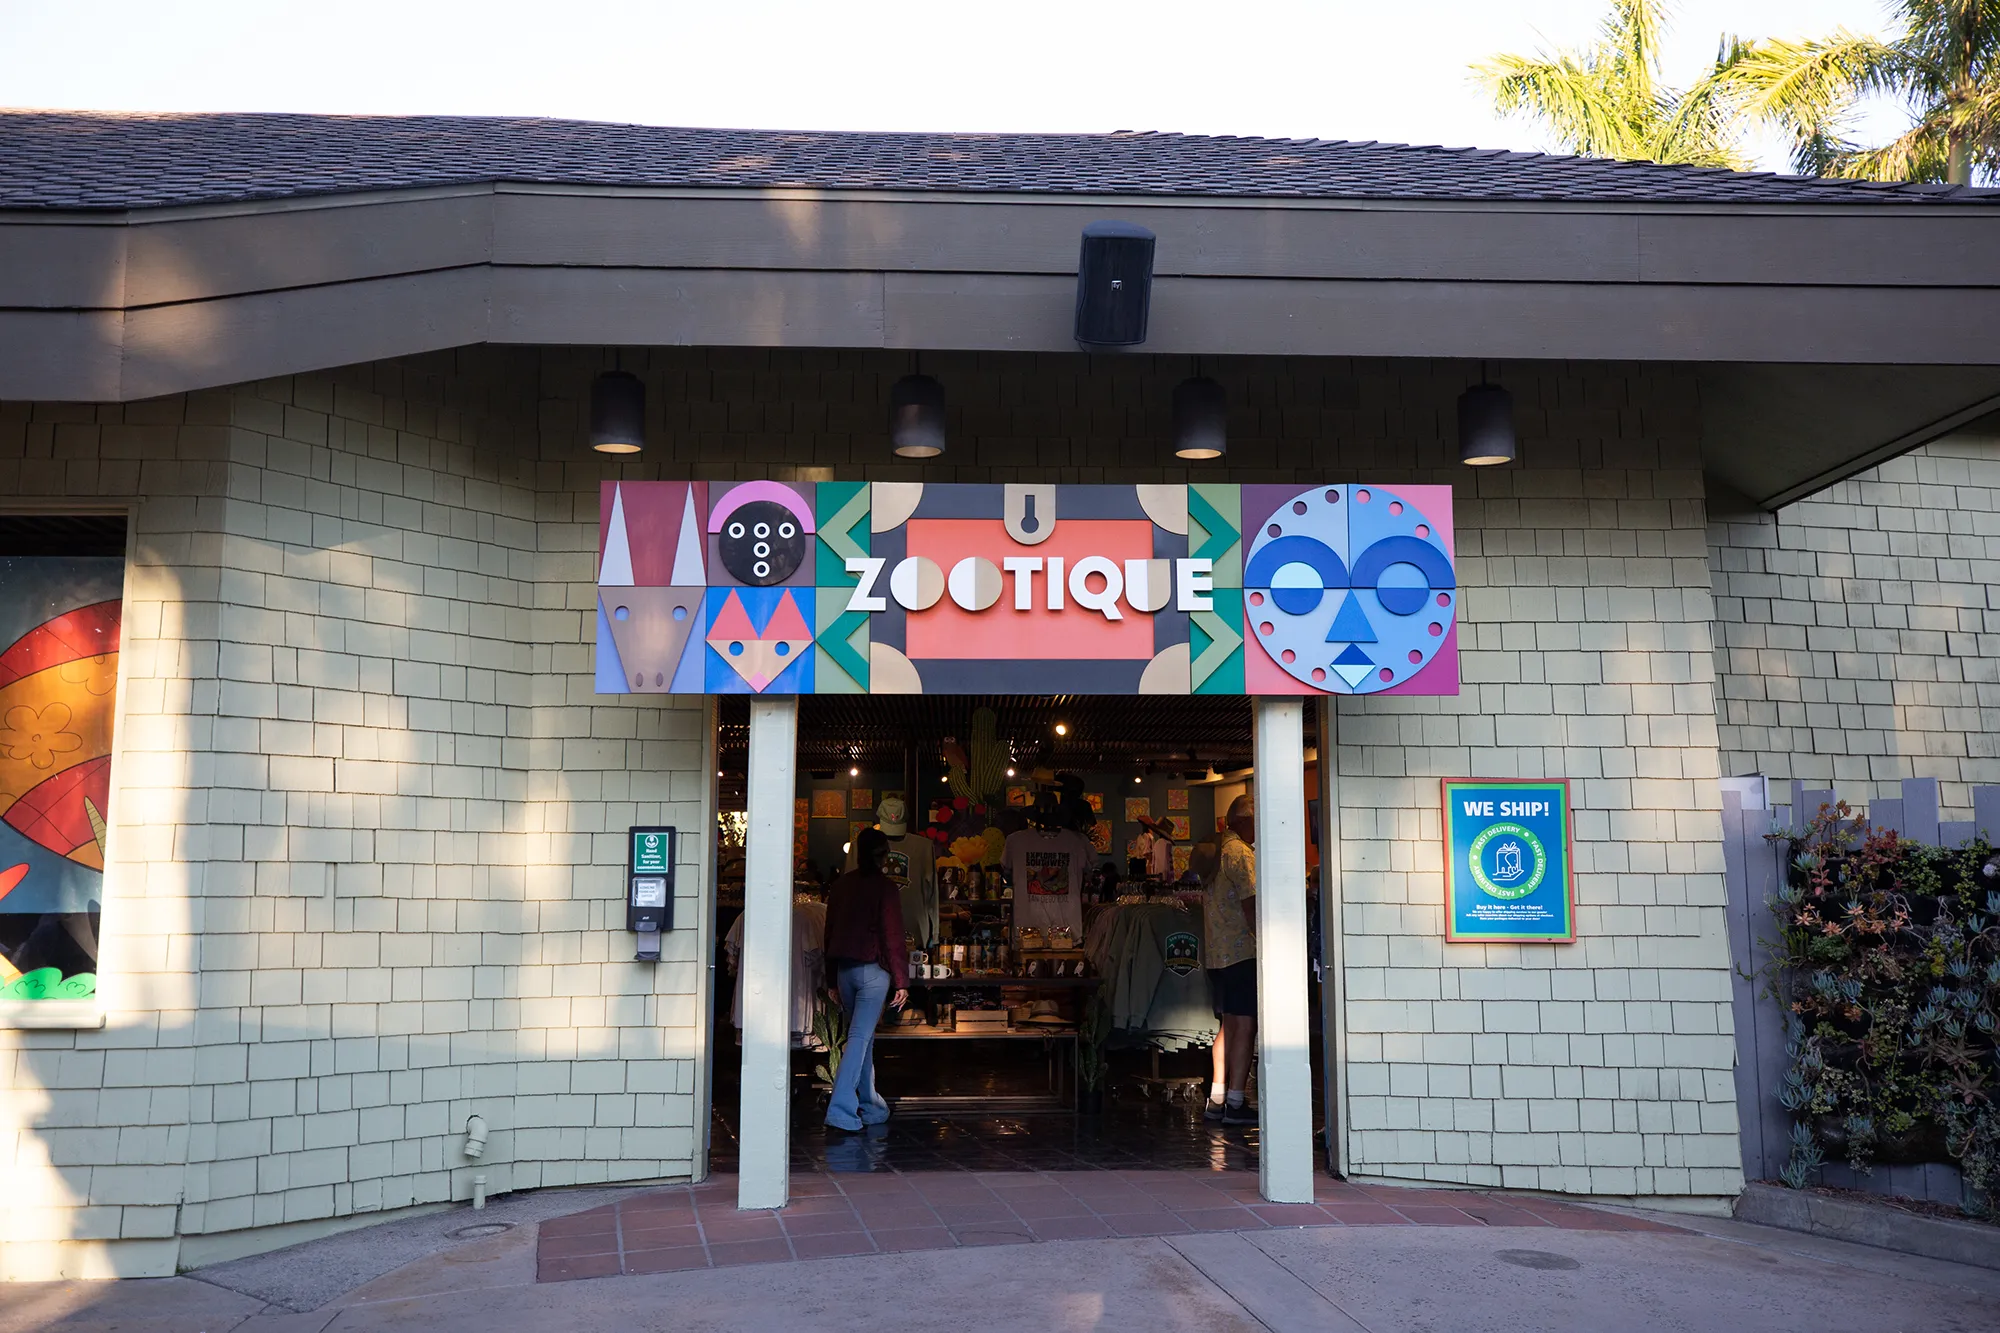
left=1718, top=32, right=1892, bottom=123
left=1655, top=61, right=1753, bottom=167
left=1602, top=0, right=1670, bottom=104
left=1474, top=52, right=1645, bottom=159
left=1836, top=115, right=1957, bottom=181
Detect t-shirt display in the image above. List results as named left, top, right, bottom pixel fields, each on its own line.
left=1003, top=826, right=1092, bottom=944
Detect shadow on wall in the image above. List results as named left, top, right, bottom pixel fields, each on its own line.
left=6, top=364, right=715, bottom=1281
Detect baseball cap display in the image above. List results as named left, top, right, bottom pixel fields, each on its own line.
left=876, top=794, right=908, bottom=836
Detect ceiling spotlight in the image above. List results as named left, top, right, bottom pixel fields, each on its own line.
left=1054, top=722, right=1068, bottom=737
left=588, top=370, right=645, bottom=454
left=1172, top=376, right=1227, bottom=460
left=1132, top=775, right=1142, bottom=785
left=939, top=773, right=949, bottom=784
left=850, top=765, right=859, bottom=777
left=1457, top=380, right=1517, bottom=466
left=890, top=373, right=946, bottom=459
left=1005, top=766, right=1016, bottom=778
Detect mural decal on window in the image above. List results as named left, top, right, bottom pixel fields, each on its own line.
left=0, top=556, right=123, bottom=1001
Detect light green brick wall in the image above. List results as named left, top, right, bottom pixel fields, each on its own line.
left=1, top=353, right=712, bottom=1279
left=1709, top=419, right=2000, bottom=817
left=2, top=346, right=1746, bottom=1278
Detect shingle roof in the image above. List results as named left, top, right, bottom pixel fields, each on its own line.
left=0, top=110, right=1992, bottom=211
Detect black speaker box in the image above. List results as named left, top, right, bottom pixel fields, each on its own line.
left=1074, top=221, right=1156, bottom=348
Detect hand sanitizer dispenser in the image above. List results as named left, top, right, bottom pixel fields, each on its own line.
left=627, top=826, right=677, bottom=961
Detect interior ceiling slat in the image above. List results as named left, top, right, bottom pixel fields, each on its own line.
left=715, top=694, right=1309, bottom=778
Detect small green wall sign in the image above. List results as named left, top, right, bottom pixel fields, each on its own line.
left=1441, top=778, right=1575, bottom=943
left=631, top=828, right=672, bottom=875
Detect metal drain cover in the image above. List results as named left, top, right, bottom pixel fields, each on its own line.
left=1495, top=1249, right=1580, bottom=1271
left=450, top=1222, right=514, bottom=1240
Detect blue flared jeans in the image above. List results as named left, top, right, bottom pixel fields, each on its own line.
left=826, top=962, right=892, bottom=1130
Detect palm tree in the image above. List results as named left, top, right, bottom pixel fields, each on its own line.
left=1724, top=0, right=1999, bottom=185
left=1473, top=0, right=1749, bottom=168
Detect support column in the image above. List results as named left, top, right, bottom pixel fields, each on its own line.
left=1253, top=696, right=1314, bottom=1203
left=737, top=696, right=798, bottom=1210
left=1315, top=696, right=1349, bottom=1177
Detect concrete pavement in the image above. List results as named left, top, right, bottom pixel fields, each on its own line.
left=8, top=1192, right=2000, bottom=1332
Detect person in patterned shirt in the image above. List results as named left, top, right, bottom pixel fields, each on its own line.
left=1203, top=794, right=1258, bottom=1125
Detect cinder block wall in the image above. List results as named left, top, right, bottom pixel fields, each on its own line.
left=1, top=345, right=1745, bottom=1278
left=1709, top=419, right=2000, bottom=818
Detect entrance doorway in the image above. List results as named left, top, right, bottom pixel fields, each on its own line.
left=706, top=694, right=1330, bottom=1182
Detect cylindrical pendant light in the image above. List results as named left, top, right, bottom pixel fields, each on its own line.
left=589, top=370, right=646, bottom=454
left=1456, top=381, right=1517, bottom=466
left=890, top=373, right=946, bottom=459
left=1173, top=376, right=1227, bottom=460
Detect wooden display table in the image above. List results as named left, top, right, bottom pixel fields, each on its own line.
left=874, top=977, right=1099, bottom=1112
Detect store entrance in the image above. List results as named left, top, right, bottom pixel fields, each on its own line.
left=708, top=694, right=1328, bottom=1175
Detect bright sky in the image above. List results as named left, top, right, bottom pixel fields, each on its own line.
left=0, top=0, right=1912, bottom=174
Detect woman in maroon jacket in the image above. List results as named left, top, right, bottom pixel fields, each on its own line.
left=821, top=827, right=909, bottom=1131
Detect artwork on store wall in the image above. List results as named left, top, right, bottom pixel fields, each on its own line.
left=0, top=555, right=124, bottom=1002
left=1085, top=792, right=1104, bottom=814
left=1172, top=846, right=1192, bottom=879
left=1166, top=788, right=1189, bottom=811
left=1441, top=778, right=1576, bottom=943
left=1166, top=816, right=1192, bottom=841
left=1006, top=785, right=1032, bottom=807
left=1124, top=796, right=1151, bottom=822
left=1089, top=820, right=1112, bottom=854
left=1125, top=836, right=1149, bottom=861
left=595, top=482, right=1459, bottom=698
left=811, top=788, right=846, bottom=818
left=850, top=787, right=872, bottom=811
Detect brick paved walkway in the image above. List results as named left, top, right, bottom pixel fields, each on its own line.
left=535, top=1171, right=1684, bottom=1281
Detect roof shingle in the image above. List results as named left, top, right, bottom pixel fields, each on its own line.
left=0, top=110, right=1992, bottom=211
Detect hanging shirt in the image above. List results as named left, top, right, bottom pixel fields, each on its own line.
left=848, top=832, right=938, bottom=949
left=724, top=901, right=826, bottom=1035
left=1136, top=830, right=1174, bottom=879
left=1109, top=902, right=1219, bottom=1050
left=1004, top=827, right=1092, bottom=944
left=1203, top=829, right=1257, bottom=969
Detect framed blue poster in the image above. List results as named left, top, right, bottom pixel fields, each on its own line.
left=1441, top=778, right=1575, bottom=943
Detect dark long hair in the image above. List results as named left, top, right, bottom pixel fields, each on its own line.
left=855, top=827, right=891, bottom=873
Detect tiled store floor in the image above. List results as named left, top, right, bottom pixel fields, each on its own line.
left=535, top=1170, right=1684, bottom=1282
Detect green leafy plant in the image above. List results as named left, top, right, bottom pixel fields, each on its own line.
left=810, top=994, right=848, bottom=1088
left=1764, top=802, right=2000, bottom=1211
left=1077, top=991, right=1112, bottom=1093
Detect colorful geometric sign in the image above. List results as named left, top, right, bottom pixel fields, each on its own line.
left=596, top=482, right=1459, bottom=696
left=1441, top=778, right=1575, bottom=944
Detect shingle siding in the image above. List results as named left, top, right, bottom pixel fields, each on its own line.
left=0, top=348, right=1748, bottom=1279
left=1710, top=416, right=2000, bottom=815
